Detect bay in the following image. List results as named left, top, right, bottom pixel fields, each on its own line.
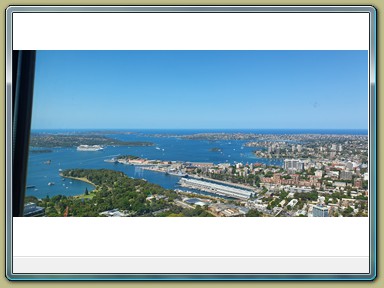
left=26, top=129, right=367, bottom=199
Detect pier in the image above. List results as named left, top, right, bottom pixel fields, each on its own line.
left=179, top=178, right=253, bottom=200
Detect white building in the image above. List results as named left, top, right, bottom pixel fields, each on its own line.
left=297, top=145, right=302, bottom=152
left=284, top=159, right=304, bottom=172
left=287, top=199, right=298, bottom=208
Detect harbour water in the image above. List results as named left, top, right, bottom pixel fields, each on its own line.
left=26, top=129, right=367, bottom=199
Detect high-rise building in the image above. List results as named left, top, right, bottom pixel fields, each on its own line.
left=284, top=159, right=304, bottom=172
left=313, top=205, right=329, bottom=217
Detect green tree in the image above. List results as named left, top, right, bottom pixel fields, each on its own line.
left=264, top=171, right=274, bottom=177
left=246, top=209, right=262, bottom=217
left=342, top=206, right=354, bottom=217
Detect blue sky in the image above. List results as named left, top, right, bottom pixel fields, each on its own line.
left=31, top=50, right=368, bottom=130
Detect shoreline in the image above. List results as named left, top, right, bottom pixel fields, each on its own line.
left=60, top=173, right=97, bottom=189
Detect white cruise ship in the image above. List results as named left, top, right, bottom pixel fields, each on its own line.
left=77, top=145, right=104, bottom=151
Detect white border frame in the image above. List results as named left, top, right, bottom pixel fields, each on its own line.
left=6, top=6, right=376, bottom=281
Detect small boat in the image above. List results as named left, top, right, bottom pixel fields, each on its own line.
left=26, top=185, right=36, bottom=189
left=48, top=182, right=55, bottom=186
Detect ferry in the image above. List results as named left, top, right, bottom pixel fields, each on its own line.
left=165, top=170, right=188, bottom=177
left=77, top=145, right=104, bottom=151
left=104, top=157, right=118, bottom=163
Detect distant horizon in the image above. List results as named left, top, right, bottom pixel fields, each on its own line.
left=31, top=127, right=369, bottom=132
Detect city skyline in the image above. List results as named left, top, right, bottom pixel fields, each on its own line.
left=31, top=50, right=368, bottom=130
